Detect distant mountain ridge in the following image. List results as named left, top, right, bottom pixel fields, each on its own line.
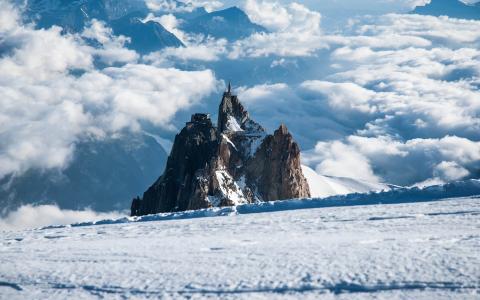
left=21, top=1, right=266, bottom=53
left=23, top=0, right=149, bottom=29
left=22, top=0, right=183, bottom=53
left=24, top=0, right=149, bottom=21
left=0, top=133, right=167, bottom=214
left=181, top=6, right=267, bottom=41
left=110, top=12, right=184, bottom=54
left=412, top=0, right=480, bottom=20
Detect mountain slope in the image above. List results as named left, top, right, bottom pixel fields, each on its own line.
left=0, top=133, right=167, bottom=213
left=110, top=12, right=184, bottom=54
left=412, top=0, right=480, bottom=20
left=302, top=165, right=391, bottom=198
left=181, top=6, right=267, bottom=41
left=24, top=0, right=149, bottom=25
left=22, top=0, right=183, bottom=53
left=24, top=0, right=109, bottom=32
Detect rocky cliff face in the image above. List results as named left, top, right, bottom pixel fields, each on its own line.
left=131, top=87, right=310, bottom=216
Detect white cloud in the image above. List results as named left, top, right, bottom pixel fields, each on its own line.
left=3, top=0, right=480, bottom=190
left=301, top=81, right=377, bottom=114
left=144, top=37, right=228, bottom=64
left=0, top=1, right=19, bottom=32
left=0, top=28, right=92, bottom=82
left=0, top=205, right=123, bottom=231
left=317, top=17, right=480, bottom=140
left=142, top=13, right=189, bottom=43
left=237, top=83, right=351, bottom=147
left=243, top=0, right=321, bottom=34
left=344, top=14, right=480, bottom=47
left=145, top=0, right=223, bottom=12
left=434, top=161, right=470, bottom=181
left=0, top=3, right=219, bottom=179
left=230, top=1, right=325, bottom=58
left=161, top=1, right=480, bottom=61
left=85, top=64, right=218, bottom=131
left=234, top=12, right=480, bottom=186
left=146, top=0, right=182, bottom=11
left=81, top=20, right=139, bottom=65
left=305, top=140, right=382, bottom=183
left=304, top=135, right=480, bottom=186
left=141, top=12, right=230, bottom=63
left=244, top=0, right=291, bottom=31
left=143, top=1, right=325, bottom=61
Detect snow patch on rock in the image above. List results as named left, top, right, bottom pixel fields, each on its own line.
left=215, top=170, right=248, bottom=205
left=226, top=115, right=243, bottom=132
left=221, top=134, right=237, bottom=150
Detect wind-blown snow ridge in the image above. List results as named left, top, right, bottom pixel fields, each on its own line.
left=42, top=179, right=480, bottom=230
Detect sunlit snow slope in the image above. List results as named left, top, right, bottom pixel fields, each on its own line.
left=302, top=165, right=391, bottom=197
left=1, top=195, right=479, bottom=299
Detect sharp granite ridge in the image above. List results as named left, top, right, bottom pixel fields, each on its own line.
left=131, top=83, right=310, bottom=216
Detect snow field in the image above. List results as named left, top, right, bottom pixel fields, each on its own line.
left=0, top=196, right=479, bottom=299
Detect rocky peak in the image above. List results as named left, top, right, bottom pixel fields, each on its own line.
left=131, top=83, right=310, bottom=216
left=217, top=85, right=264, bottom=134
left=187, top=113, right=212, bottom=128
left=276, top=123, right=289, bottom=136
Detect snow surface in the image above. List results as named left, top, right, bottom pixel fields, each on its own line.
left=303, top=165, right=391, bottom=197
left=214, top=170, right=248, bottom=205
left=221, top=134, right=238, bottom=150
left=0, top=187, right=479, bottom=299
left=246, top=133, right=266, bottom=157
left=226, top=116, right=243, bottom=132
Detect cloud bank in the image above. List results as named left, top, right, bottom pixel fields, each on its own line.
left=2, top=0, right=480, bottom=210
left=127, top=0, right=480, bottom=187
left=0, top=205, right=123, bottom=231
left=145, top=0, right=223, bottom=12
left=143, top=0, right=326, bottom=63
left=232, top=8, right=480, bottom=186
left=0, top=2, right=219, bottom=179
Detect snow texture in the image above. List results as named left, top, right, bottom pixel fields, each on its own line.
left=226, top=115, right=244, bottom=132
left=215, top=170, right=248, bottom=205
left=222, top=134, right=238, bottom=150
left=28, top=178, right=480, bottom=228
left=246, top=133, right=266, bottom=157
left=302, top=165, right=391, bottom=198
left=0, top=181, right=479, bottom=299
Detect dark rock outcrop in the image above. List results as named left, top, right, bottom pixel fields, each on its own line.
left=131, top=84, right=310, bottom=216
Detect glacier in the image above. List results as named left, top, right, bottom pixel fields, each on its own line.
left=0, top=181, right=479, bottom=299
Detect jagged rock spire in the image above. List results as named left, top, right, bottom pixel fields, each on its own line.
left=131, top=81, right=310, bottom=216
left=218, top=82, right=265, bottom=133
